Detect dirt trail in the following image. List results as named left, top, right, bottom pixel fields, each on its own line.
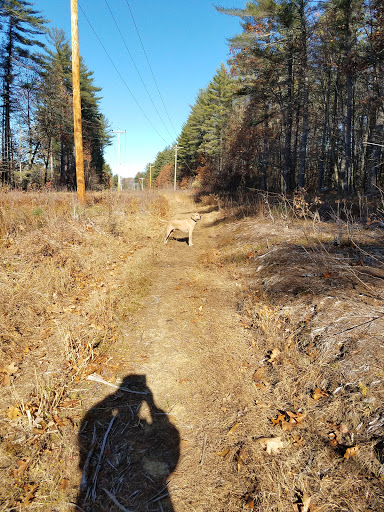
left=78, top=193, right=256, bottom=511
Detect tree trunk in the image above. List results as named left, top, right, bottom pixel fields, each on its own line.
left=342, top=73, right=353, bottom=194
left=60, top=136, right=66, bottom=187
left=341, top=6, right=353, bottom=195
left=298, top=78, right=309, bottom=189
left=318, top=71, right=331, bottom=191
left=293, top=97, right=302, bottom=187
left=367, top=108, right=384, bottom=193
left=328, top=76, right=340, bottom=189
left=259, top=102, right=268, bottom=191
left=282, top=41, right=294, bottom=194
left=2, top=22, right=14, bottom=186
left=298, top=0, right=309, bottom=190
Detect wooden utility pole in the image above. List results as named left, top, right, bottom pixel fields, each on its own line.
left=149, top=164, right=153, bottom=189
left=71, top=0, right=85, bottom=203
left=112, top=129, right=126, bottom=191
left=173, top=145, right=183, bottom=191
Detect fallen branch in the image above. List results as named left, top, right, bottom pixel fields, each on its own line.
left=103, top=487, right=133, bottom=512
left=331, top=314, right=384, bottom=336
left=91, top=413, right=117, bottom=501
left=80, top=425, right=96, bottom=490
left=87, top=373, right=148, bottom=395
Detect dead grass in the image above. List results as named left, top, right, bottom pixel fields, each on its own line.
left=0, top=189, right=169, bottom=510
left=207, top=201, right=384, bottom=511
left=1, top=189, right=384, bottom=511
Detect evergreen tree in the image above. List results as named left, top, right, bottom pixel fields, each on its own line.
left=0, top=0, right=47, bottom=185
left=151, top=146, right=174, bottom=183
left=214, top=0, right=384, bottom=195
left=201, top=64, right=234, bottom=172
left=36, top=28, right=111, bottom=189
left=36, top=28, right=74, bottom=187
left=217, top=0, right=312, bottom=193
left=79, top=59, right=112, bottom=188
left=177, top=65, right=234, bottom=184
left=177, top=87, right=210, bottom=180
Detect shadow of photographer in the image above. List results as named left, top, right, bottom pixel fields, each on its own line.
left=76, top=375, right=180, bottom=511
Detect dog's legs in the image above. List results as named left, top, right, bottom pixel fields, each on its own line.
left=188, top=230, right=193, bottom=246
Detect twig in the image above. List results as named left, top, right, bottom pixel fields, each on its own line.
left=80, top=425, right=96, bottom=490
left=151, top=492, right=170, bottom=504
left=146, top=483, right=169, bottom=504
left=331, top=315, right=384, bottom=336
left=91, top=414, right=117, bottom=501
left=315, top=238, right=381, bottom=298
left=364, top=142, right=384, bottom=148
left=87, top=373, right=148, bottom=394
left=102, top=488, right=133, bottom=512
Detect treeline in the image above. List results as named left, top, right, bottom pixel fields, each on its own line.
left=0, top=0, right=111, bottom=190
left=143, top=0, right=383, bottom=196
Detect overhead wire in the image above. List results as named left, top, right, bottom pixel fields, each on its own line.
left=124, top=0, right=179, bottom=140
left=121, top=3, right=199, bottom=175
left=104, top=0, right=175, bottom=144
left=78, top=1, right=169, bottom=146
left=79, top=1, right=195, bottom=178
left=123, top=1, right=198, bottom=177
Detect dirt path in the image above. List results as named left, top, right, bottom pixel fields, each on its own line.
left=77, top=194, right=257, bottom=511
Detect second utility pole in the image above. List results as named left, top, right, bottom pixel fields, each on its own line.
left=112, top=129, right=126, bottom=191
left=174, top=145, right=183, bottom=191
left=70, top=0, right=85, bottom=203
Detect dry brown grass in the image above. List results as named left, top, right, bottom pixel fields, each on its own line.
left=206, top=202, right=384, bottom=511
left=1, top=189, right=384, bottom=511
left=0, top=189, right=169, bottom=510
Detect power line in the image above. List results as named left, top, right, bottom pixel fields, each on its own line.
left=104, top=0, right=175, bottom=143
left=124, top=0, right=179, bottom=140
left=79, top=2, right=194, bottom=179
left=78, top=1, right=169, bottom=146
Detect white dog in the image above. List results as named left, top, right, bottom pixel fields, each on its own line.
left=164, top=213, right=201, bottom=246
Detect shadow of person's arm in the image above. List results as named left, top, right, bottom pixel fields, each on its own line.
left=144, top=391, right=180, bottom=473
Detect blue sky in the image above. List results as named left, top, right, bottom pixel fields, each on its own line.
left=35, top=0, right=245, bottom=178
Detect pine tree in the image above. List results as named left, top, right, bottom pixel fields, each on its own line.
left=151, top=146, right=174, bottom=184
left=36, top=28, right=74, bottom=187
left=79, top=59, right=111, bottom=188
left=177, top=65, right=234, bottom=184
left=217, top=0, right=312, bottom=193
left=177, top=87, right=210, bottom=180
left=36, top=28, right=111, bottom=189
left=201, top=64, right=234, bottom=172
left=0, top=0, right=47, bottom=185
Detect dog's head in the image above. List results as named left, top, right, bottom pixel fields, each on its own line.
left=191, top=213, right=201, bottom=222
